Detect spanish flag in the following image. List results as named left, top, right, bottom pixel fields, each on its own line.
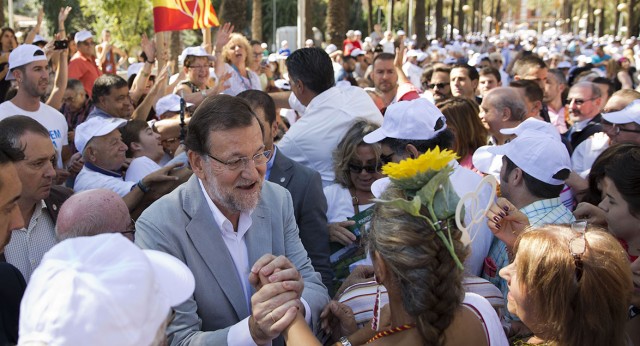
left=153, top=0, right=220, bottom=32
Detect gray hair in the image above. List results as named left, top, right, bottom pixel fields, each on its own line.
left=487, top=87, right=527, bottom=121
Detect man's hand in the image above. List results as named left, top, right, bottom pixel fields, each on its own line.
left=141, top=162, right=183, bottom=187
left=319, top=300, right=357, bottom=342
left=249, top=254, right=304, bottom=301
left=249, top=259, right=301, bottom=345
left=67, top=152, right=84, bottom=175
left=55, top=168, right=70, bottom=185
left=328, top=221, right=356, bottom=246
left=334, top=265, right=374, bottom=297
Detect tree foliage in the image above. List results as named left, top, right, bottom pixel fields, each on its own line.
left=75, top=0, right=154, bottom=52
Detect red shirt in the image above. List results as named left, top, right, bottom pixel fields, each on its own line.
left=69, top=52, right=102, bottom=98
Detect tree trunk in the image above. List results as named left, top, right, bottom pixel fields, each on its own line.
left=326, top=0, right=347, bottom=46
left=0, top=0, right=4, bottom=28
left=630, top=0, right=638, bottom=37
left=450, top=0, right=456, bottom=39
left=436, top=0, right=444, bottom=38
left=416, top=0, right=426, bottom=47
left=368, top=0, right=374, bottom=35
left=305, top=0, right=313, bottom=41
left=220, top=0, right=248, bottom=32
left=599, top=5, right=605, bottom=36
left=390, top=0, right=395, bottom=31
left=458, top=0, right=465, bottom=36
left=252, top=0, right=262, bottom=41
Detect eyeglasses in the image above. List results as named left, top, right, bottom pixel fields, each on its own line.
left=427, top=83, right=447, bottom=89
left=188, top=65, right=209, bottom=71
left=566, top=97, right=597, bottom=106
left=380, top=153, right=394, bottom=165
left=569, top=220, right=588, bottom=282
left=493, top=59, right=502, bottom=63
left=252, top=53, right=262, bottom=58
left=348, top=162, right=381, bottom=174
left=206, top=150, right=271, bottom=170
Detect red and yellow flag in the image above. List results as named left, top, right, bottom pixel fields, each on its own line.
left=153, top=0, right=220, bottom=32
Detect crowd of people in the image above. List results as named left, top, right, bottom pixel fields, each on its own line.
left=0, top=5, right=639, bottom=346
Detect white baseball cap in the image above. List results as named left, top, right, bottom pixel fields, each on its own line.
left=486, top=135, right=571, bottom=185
left=6, top=44, right=47, bottom=80
left=499, top=117, right=561, bottom=141
left=354, top=30, right=362, bottom=36
left=74, top=30, right=93, bottom=43
left=155, top=94, right=194, bottom=116
left=443, top=56, right=457, bottom=64
left=603, top=99, right=640, bottom=125
left=19, top=233, right=195, bottom=346
left=74, top=116, right=128, bottom=154
left=397, top=30, right=406, bottom=36
left=33, top=34, right=47, bottom=44
left=180, top=46, right=214, bottom=64
left=126, top=62, right=145, bottom=79
left=350, top=48, right=365, bottom=57
left=363, top=98, right=447, bottom=143
left=325, top=44, right=338, bottom=55
left=406, top=49, right=421, bottom=58
left=557, top=61, right=572, bottom=69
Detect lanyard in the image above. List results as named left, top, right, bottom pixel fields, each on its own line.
left=230, top=64, right=253, bottom=90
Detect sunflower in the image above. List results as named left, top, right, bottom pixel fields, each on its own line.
left=381, top=147, right=458, bottom=190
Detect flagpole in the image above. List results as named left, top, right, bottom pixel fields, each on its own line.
left=156, top=31, right=167, bottom=72
left=203, top=27, right=212, bottom=54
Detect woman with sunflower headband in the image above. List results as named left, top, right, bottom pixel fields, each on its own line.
left=281, top=148, right=508, bottom=346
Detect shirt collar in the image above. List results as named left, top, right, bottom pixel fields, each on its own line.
left=265, top=146, right=277, bottom=180
left=197, top=178, right=253, bottom=236
left=85, top=161, right=123, bottom=178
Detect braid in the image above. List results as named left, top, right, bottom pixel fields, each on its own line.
left=369, top=187, right=468, bottom=346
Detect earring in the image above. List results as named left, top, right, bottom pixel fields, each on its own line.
left=371, top=275, right=382, bottom=331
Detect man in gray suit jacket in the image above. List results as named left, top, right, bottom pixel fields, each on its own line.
left=237, top=90, right=333, bottom=291
left=135, top=95, right=328, bottom=345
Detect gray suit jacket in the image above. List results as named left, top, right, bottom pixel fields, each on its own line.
left=268, top=148, right=332, bottom=291
left=135, top=175, right=329, bottom=346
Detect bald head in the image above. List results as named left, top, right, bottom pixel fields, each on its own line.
left=56, top=189, right=132, bottom=241
left=485, top=87, right=528, bottom=122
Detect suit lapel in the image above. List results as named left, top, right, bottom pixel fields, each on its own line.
left=183, top=177, right=250, bottom=320
left=269, top=149, right=294, bottom=189
left=245, top=198, right=272, bottom=294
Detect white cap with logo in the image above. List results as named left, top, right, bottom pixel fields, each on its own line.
left=74, top=116, right=128, bottom=154
left=363, top=98, right=447, bottom=144
left=19, top=233, right=195, bottom=346
left=485, top=134, right=571, bottom=185
left=6, top=44, right=47, bottom=80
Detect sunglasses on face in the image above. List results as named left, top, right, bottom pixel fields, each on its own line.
left=348, top=162, right=381, bottom=174
left=427, top=83, right=447, bottom=89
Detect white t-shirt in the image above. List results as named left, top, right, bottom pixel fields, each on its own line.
left=278, top=86, right=383, bottom=186
left=323, top=183, right=374, bottom=223
left=75, top=164, right=136, bottom=197
left=0, top=101, right=68, bottom=168
left=219, top=63, right=261, bottom=96
left=125, top=156, right=161, bottom=183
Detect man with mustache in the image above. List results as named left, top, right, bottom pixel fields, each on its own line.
left=565, top=81, right=604, bottom=154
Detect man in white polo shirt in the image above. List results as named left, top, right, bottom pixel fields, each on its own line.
left=73, top=116, right=184, bottom=214
left=0, top=44, right=69, bottom=170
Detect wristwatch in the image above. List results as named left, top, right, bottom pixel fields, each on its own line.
left=339, top=336, right=352, bottom=346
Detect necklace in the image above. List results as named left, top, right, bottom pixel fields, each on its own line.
left=366, top=323, right=417, bottom=343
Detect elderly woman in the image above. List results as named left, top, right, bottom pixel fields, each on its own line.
left=213, top=23, right=261, bottom=96
left=500, top=225, right=632, bottom=345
